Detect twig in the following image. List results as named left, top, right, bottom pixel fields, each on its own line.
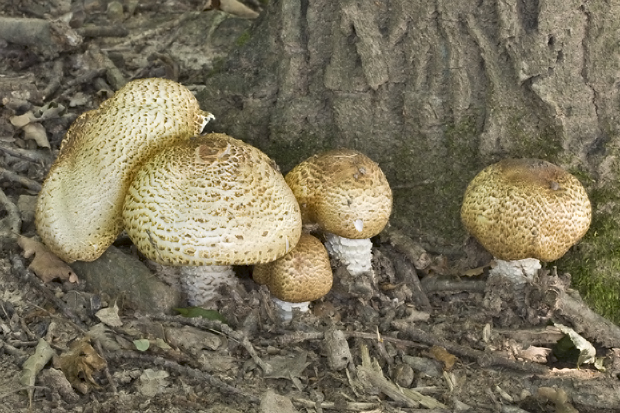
left=107, top=350, right=260, bottom=403
left=93, top=339, right=118, bottom=394
left=380, top=245, right=432, bottom=311
left=42, top=59, right=65, bottom=101
left=393, top=322, right=549, bottom=375
left=0, top=167, right=42, bottom=192
left=145, top=314, right=273, bottom=375
left=0, top=144, right=52, bottom=163
left=0, top=189, right=21, bottom=240
left=77, top=25, right=129, bottom=38
left=10, top=253, right=88, bottom=331
left=291, top=397, right=379, bottom=411
left=380, top=227, right=432, bottom=270
left=421, top=277, right=487, bottom=294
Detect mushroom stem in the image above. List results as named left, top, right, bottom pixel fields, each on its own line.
left=271, top=298, right=310, bottom=322
left=324, top=233, right=373, bottom=277
left=180, top=265, right=239, bottom=307
left=488, top=258, right=542, bottom=304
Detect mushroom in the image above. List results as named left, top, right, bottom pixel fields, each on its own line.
left=461, top=158, right=591, bottom=287
left=284, top=149, right=392, bottom=276
left=36, top=78, right=213, bottom=263
left=254, top=233, right=333, bottom=320
left=122, top=133, right=302, bottom=306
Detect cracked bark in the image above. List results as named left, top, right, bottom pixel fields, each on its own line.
left=198, top=0, right=620, bottom=317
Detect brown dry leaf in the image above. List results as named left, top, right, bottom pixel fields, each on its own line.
left=462, top=266, right=485, bottom=277
left=429, top=346, right=457, bottom=371
left=18, top=235, right=78, bottom=283
left=56, top=337, right=107, bottom=394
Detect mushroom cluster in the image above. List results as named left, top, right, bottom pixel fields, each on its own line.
left=461, top=158, right=591, bottom=283
left=35, top=78, right=303, bottom=307
left=285, top=149, right=393, bottom=277
left=36, top=78, right=214, bottom=263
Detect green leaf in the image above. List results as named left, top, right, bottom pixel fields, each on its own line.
left=174, top=307, right=227, bottom=324
left=133, top=339, right=150, bottom=352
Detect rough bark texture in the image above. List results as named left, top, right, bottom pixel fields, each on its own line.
left=198, top=0, right=620, bottom=321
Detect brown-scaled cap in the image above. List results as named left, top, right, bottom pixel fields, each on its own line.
left=122, top=133, right=302, bottom=266
left=284, top=149, right=392, bottom=239
left=460, top=158, right=591, bottom=261
left=36, top=78, right=213, bottom=263
left=253, top=233, right=333, bottom=303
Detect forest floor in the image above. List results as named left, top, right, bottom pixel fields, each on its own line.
left=1, top=1, right=620, bottom=412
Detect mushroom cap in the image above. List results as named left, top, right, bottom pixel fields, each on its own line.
left=284, top=149, right=392, bottom=239
left=36, top=78, right=212, bottom=263
left=122, top=133, right=302, bottom=266
left=253, top=233, right=333, bottom=303
left=460, top=158, right=591, bottom=262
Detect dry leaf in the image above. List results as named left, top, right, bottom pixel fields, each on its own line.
left=18, top=235, right=78, bottom=283
left=463, top=266, right=485, bottom=277
left=20, top=338, right=56, bottom=407
left=22, top=122, right=50, bottom=148
left=95, top=302, right=123, bottom=327
left=56, top=337, right=107, bottom=394
left=203, top=0, right=259, bottom=19
left=429, top=346, right=457, bottom=371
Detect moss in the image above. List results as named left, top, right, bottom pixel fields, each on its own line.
left=557, top=182, right=620, bottom=323
left=235, top=29, right=252, bottom=48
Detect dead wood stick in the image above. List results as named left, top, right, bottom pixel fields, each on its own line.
left=291, top=397, right=379, bottom=411
left=107, top=351, right=260, bottom=403
left=421, top=276, right=487, bottom=294
left=393, top=322, right=549, bottom=375
left=380, top=245, right=431, bottom=311
left=0, top=167, right=42, bottom=192
left=380, top=227, right=432, bottom=270
left=0, top=189, right=21, bottom=240
left=0, top=17, right=81, bottom=54
left=0, top=144, right=52, bottom=163
left=146, top=314, right=272, bottom=375
left=93, top=339, right=118, bottom=394
left=42, top=60, right=64, bottom=101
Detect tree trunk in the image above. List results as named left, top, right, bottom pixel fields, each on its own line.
left=198, top=0, right=620, bottom=320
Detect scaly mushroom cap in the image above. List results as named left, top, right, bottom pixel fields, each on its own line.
left=285, top=149, right=392, bottom=239
left=460, top=158, right=591, bottom=262
left=253, top=233, right=333, bottom=303
left=36, top=78, right=213, bottom=263
left=122, top=133, right=302, bottom=266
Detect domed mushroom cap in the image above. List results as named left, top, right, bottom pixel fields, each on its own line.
left=122, top=133, right=302, bottom=266
left=253, top=233, right=333, bottom=303
left=284, top=149, right=392, bottom=239
left=36, top=78, right=213, bottom=263
left=460, top=158, right=591, bottom=262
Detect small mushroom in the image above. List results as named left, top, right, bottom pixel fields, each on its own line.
left=285, top=149, right=392, bottom=276
left=254, top=233, right=333, bottom=320
left=122, top=133, right=302, bottom=306
left=461, top=158, right=591, bottom=288
left=36, top=78, right=213, bottom=263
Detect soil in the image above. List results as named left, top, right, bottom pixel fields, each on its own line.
left=1, top=1, right=620, bottom=412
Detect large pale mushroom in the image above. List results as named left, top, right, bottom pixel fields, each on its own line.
left=461, top=158, right=591, bottom=287
left=122, top=133, right=302, bottom=306
left=254, top=233, right=333, bottom=320
left=285, top=149, right=392, bottom=276
left=36, top=78, right=213, bottom=263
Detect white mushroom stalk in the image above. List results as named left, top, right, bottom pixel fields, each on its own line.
left=285, top=149, right=392, bottom=277
left=123, top=133, right=302, bottom=307
left=36, top=78, right=214, bottom=263
left=461, top=158, right=591, bottom=301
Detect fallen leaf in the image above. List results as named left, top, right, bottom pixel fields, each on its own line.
left=95, top=302, right=123, bottom=327
left=463, top=266, right=485, bottom=277
left=19, top=338, right=56, bottom=407
left=56, top=337, right=107, bottom=394
left=22, top=122, right=50, bottom=148
left=175, top=306, right=227, bottom=324
left=18, top=235, right=79, bottom=283
left=134, top=339, right=150, bottom=352
left=429, top=346, right=457, bottom=371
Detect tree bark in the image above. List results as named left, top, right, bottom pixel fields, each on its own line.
left=198, top=1, right=620, bottom=319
